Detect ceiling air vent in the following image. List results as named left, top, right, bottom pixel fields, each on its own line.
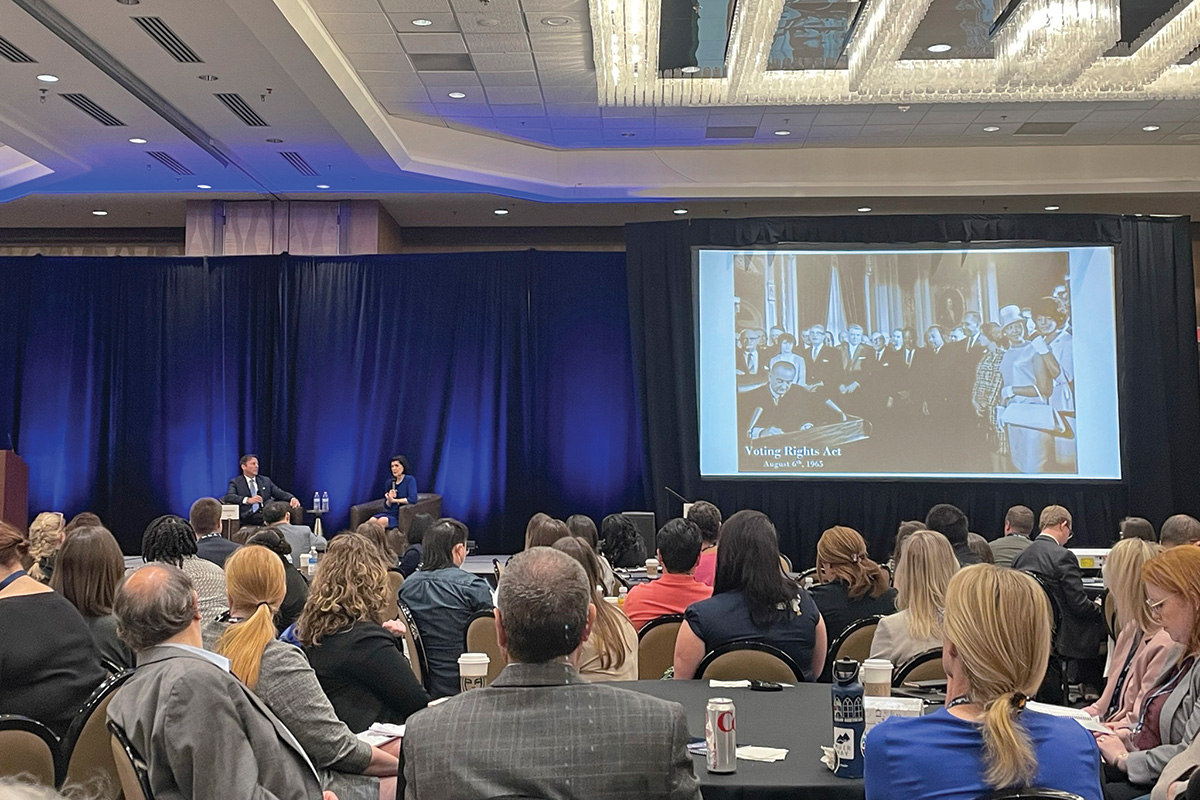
left=706, top=126, right=758, bottom=139
left=279, top=151, right=318, bottom=177
left=214, top=93, right=268, bottom=126
left=60, top=94, right=125, bottom=126
left=1014, top=121, right=1076, bottom=136
left=0, top=36, right=36, bottom=63
left=146, top=151, right=194, bottom=175
left=132, top=17, right=203, bottom=63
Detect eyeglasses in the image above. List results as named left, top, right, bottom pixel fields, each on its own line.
left=1146, top=596, right=1169, bottom=619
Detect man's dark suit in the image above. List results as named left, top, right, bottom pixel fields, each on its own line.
left=1013, top=534, right=1105, bottom=659
left=804, top=343, right=841, bottom=399
left=402, top=662, right=700, bottom=800
left=195, top=534, right=240, bottom=569
left=223, top=474, right=295, bottom=524
left=837, top=343, right=872, bottom=415
left=738, top=383, right=823, bottom=438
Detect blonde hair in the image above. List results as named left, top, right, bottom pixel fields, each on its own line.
left=297, top=533, right=389, bottom=647
left=816, top=526, right=890, bottom=600
left=214, top=546, right=286, bottom=689
left=1104, top=538, right=1162, bottom=634
left=27, top=512, right=65, bottom=580
left=1143, top=545, right=1200, bottom=656
left=894, top=530, right=957, bottom=641
left=943, top=564, right=1051, bottom=790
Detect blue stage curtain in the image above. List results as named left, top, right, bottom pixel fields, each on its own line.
left=0, top=251, right=644, bottom=553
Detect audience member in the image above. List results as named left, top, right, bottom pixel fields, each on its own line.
left=355, top=521, right=398, bottom=570
left=926, top=503, right=981, bottom=566
left=674, top=510, right=826, bottom=682
left=1160, top=515, right=1200, bottom=548
left=687, top=501, right=723, bottom=587
left=25, top=511, right=65, bottom=583
left=525, top=515, right=571, bottom=549
left=522, top=512, right=551, bottom=550
left=398, top=513, right=433, bottom=578
left=601, top=513, right=647, bottom=568
left=402, top=547, right=701, bottom=800
left=141, top=514, right=228, bottom=619
left=244, top=528, right=309, bottom=631
left=190, top=496, right=239, bottom=568
left=0, top=521, right=106, bottom=735
left=63, top=512, right=103, bottom=535
left=50, top=525, right=136, bottom=670
left=622, top=518, right=713, bottom=631
left=1012, top=505, right=1105, bottom=701
left=886, top=519, right=925, bottom=574
left=222, top=453, right=300, bottom=525
left=371, top=455, right=418, bottom=530
left=265, top=501, right=326, bottom=569
left=299, top=534, right=429, bottom=732
left=870, top=529, right=958, bottom=667
left=108, top=563, right=327, bottom=799
left=810, top=526, right=897, bottom=647
left=1118, top=516, right=1157, bottom=543
left=208, top=545, right=398, bottom=800
left=0, top=777, right=87, bottom=800
left=398, top=518, right=493, bottom=698
left=1095, top=546, right=1200, bottom=798
left=553, top=537, right=639, bottom=681
left=967, top=532, right=995, bottom=564
left=864, top=564, right=1102, bottom=800
left=1082, top=538, right=1172, bottom=725
left=566, top=513, right=616, bottom=595
left=989, top=505, right=1035, bottom=568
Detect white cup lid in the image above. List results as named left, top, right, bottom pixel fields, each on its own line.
left=861, top=658, right=894, bottom=671
left=458, top=652, right=490, bottom=664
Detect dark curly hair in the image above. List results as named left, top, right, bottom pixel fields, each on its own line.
left=142, top=515, right=197, bottom=568
left=600, top=513, right=641, bottom=565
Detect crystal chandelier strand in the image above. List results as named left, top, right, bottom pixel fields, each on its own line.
left=846, top=0, right=939, bottom=91
left=1074, top=0, right=1200, bottom=88
left=993, top=0, right=1122, bottom=85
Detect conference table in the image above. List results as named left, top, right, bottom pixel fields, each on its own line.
left=614, top=680, right=866, bottom=800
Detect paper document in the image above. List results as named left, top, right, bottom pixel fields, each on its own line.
left=1027, top=702, right=1109, bottom=733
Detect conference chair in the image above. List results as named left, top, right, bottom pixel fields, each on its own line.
left=697, top=641, right=805, bottom=683
left=0, top=715, right=58, bottom=787
left=492, top=558, right=504, bottom=585
left=1026, top=573, right=1070, bottom=703
left=464, top=609, right=505, bottom=685
left=398, top=600, right=430, bottom=691
left=637, top=614, right=685, bottom=680
left=385, top=571, right=404, bottom=621
left=797, top=566, right=818, bottom=588
left=779, top=553, right=793, bottom=573
left=893, top=648, right=946, bottom=686
left=59, top=670, right=134, bottom=796
left=823, top=615, right=883, bottom=682
left=980, top=791, right=1085, bottom=800
left=100, top=657, right=125, bottom=677
left=1102, top=589, right=1120, bottom=642
left=107, top=720, right=152, bottom=800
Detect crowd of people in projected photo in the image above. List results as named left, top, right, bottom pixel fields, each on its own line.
left=736, top=284, right=1075, bottom=473
left=11, top=476, right=1200, bottom=800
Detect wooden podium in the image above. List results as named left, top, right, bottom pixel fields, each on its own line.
left=0, top=451, right=28, bottom=531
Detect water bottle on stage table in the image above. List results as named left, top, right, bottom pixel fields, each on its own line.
left=312, top=492, right=320, bottom=512
left=321, top=491, right=329, bottom=512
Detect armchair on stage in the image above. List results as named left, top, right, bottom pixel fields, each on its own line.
left=349, top=493, right=442, bottom=532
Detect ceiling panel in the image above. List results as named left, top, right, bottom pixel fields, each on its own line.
left=387, top=14, right=461, bottom=32
left=379, top=0, right=454, bottom=11
left=333, top=33, right=404, bottom=53
left=319, top=13, right=392, bottom=34
left=463, top=33, right=532, bottom=52
left=398, top=33, right=469, bottom=52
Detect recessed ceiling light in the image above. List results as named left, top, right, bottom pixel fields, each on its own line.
left=541, top=15, right=573, bottom=26
left=1044, top=205, right=1060, bottom=211
left=681, top=66, right=700, bottom=74
left=477, top=17, right=501, bottom=26
left=316, top=184, right=330, bottom=189
left=983, top=125, right=1000, bottom=132
left=673, top=208, right=688, bottom=215
left=36, top=74, right=58, bottom=83
left=896, top=105, right=910, bottom=112
left=128, top=137, right=147, bottom=144
left=494, top=208, right=509, bottom=215
left=447, top=91, right=467, bottom=99
left=857, top=207, right=872, bottom=213
left=116, top=0, right=140, bottom=5
left=1142, top=124, right=1161, bottom=132
left=1180, top=133, right=1200, bottom=141
left=927, top=43, right=952, bottom=53
left=266, top=137, right=284, bottom=143
left=196, top=184, right=212, bottom=189
left=773, top=129, right=791, bottom=136
left=198, top=74, right=218, bottom=81
left=91, top=210, right=108, bottom=216
left=411, top=18, right=433, bottom=26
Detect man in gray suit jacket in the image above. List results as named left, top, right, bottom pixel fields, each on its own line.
left=108, top=564, right=329, bottom=800
left=402, top=547, right=701, bottom=800
left=989, top=504, right=1035, bottom=568
left=264, top=502, right=327, bottom=569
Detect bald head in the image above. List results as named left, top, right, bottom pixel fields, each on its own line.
left=497, top=547, right=591, bottom=664
left=1161, top=515, right=1200, bottom=548
left=114, top=564, right=199, bottom=652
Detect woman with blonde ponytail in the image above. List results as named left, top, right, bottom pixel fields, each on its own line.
left=864, top=564, right=1102, bottom=800
left=203, top=545, right=400, bottom=800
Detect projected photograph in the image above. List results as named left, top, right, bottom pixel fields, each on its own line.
left=696, top=246, right=1121, bottom=480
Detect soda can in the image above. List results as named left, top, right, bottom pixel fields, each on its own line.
left=705, top=697, right=736, bottom=773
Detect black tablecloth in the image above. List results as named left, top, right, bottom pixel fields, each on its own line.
left=614, top=680, right=866, bottom=800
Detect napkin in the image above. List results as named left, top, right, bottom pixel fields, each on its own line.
left=737, top=746, right=788, bottom=762
left=357, top=723, right=405, bottom=746
left=821, top=746, right=836, bottom=772
left=708, top=679, right=751, bottom=688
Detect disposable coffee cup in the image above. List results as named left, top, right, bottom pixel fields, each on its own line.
left=646, top=558, right=659, bottom=577
left=861, top=658, right=893, bottom=697
left=458, top=652, right=490, bottom=693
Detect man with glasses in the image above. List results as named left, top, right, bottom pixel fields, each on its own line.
left=1013, top=505, right=1105, bottom=702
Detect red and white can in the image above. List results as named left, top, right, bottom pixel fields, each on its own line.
left=705, top=697, right=737, bottom=773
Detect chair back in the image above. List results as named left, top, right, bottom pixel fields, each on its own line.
left=0, top=715, right=58, bottom=787
left=893, top=648, right=946, bottom=686
left=107, top=720, right=152, bottom=800
left=1102, top=588, right=1119, bottom=642
left=1023, top=572, right=1064, bottom=648
left=697, top=641, right=805, bottom=682
left=385, top=571, right=404, bottom=621
left=796, top=566, right=818, bottom=589
left=397, top=600, right=429, bottom=690
left=492, top=558, right=504, bottom=585
left=60, top=670, right=134, bottom=796
left=464, top=610, right=506, bottom=685
left=779, top=553, right=793, bottom=573
left=637, top=614, right=684, bottom=679
left=979, top=790, right=1085, bottom=800
left=824, top=615, right=882, bottom=679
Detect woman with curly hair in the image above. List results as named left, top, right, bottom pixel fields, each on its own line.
left=601, top=513, right=646, bottom=569
left=299, top=533, right=429, bottom=732
left=141, top=514, right=227, bottom=619
left=26, top=511, right=65, bottom=583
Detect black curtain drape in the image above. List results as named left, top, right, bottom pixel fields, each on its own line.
left=625, top=214, right=1200, bottom=565
left=0, top=251, right=645, bottom=553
